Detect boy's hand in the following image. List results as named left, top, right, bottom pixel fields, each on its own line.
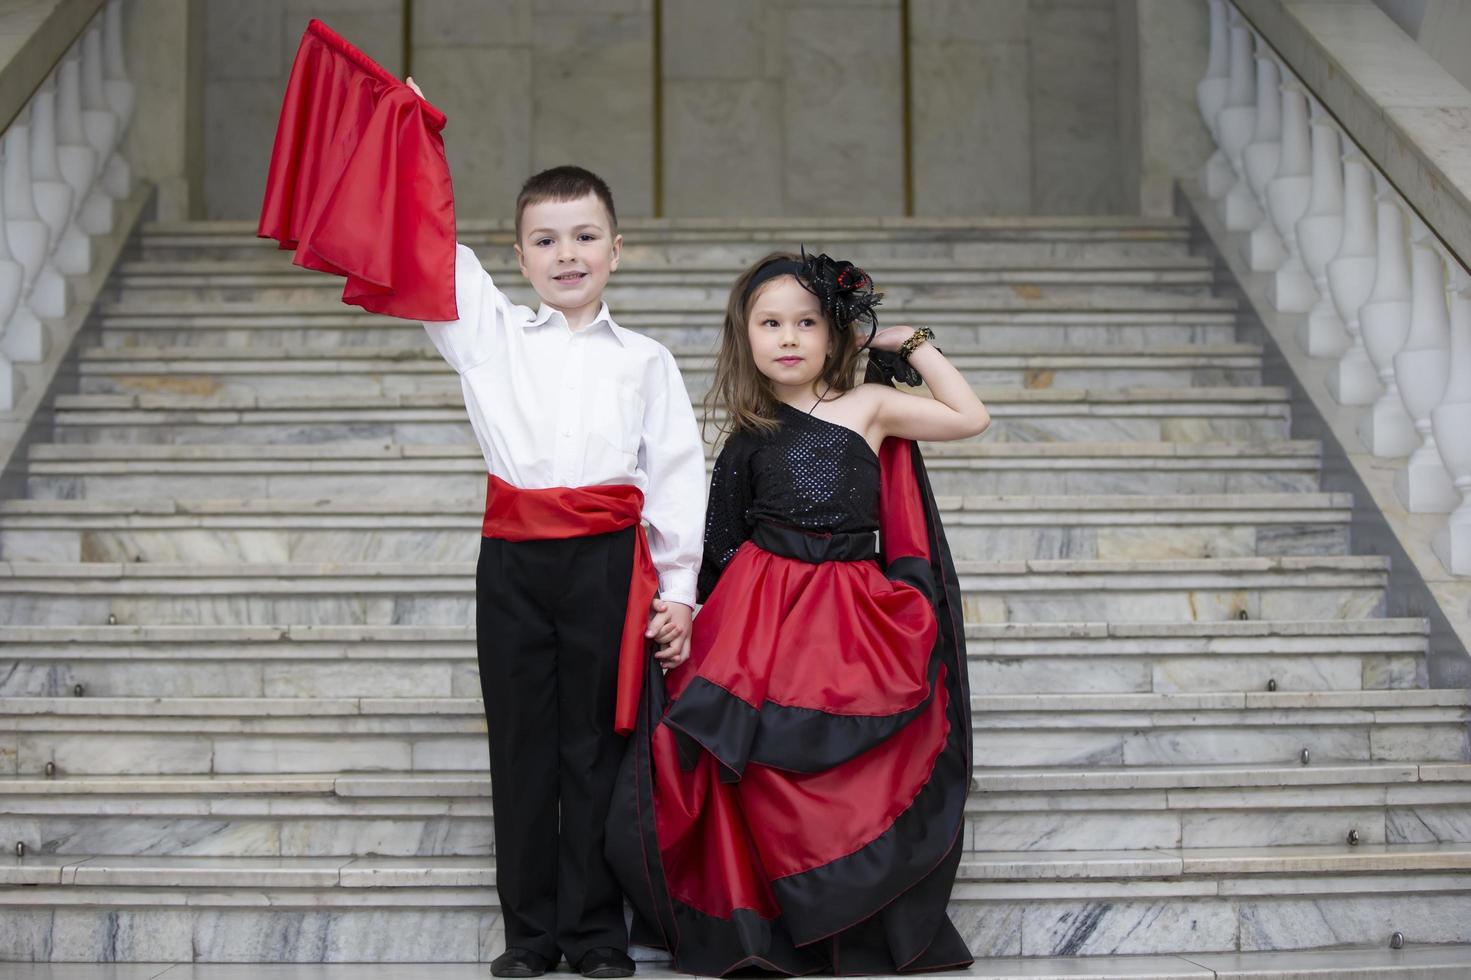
left=648, top=598, right=693, bottom=669
left=405, top=75, right=425, bottom=99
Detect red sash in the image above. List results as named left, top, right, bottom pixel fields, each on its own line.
left=481, top=474, right=659, bottom=736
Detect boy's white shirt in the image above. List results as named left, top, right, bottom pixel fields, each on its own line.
left=423, top=243, right=705, bottom=608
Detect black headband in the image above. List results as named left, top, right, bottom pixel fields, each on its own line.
left=740, top=258, right=805, bottom=311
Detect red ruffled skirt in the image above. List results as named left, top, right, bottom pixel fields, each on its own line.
left=608, top=442, right=974, bottom=977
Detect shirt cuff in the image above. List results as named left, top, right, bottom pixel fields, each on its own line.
left=658, top=569, right=697, bottom=609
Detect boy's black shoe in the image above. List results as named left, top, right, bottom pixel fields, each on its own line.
left=491, top=947, right=555, bottom=978
left=575, top=947, right=636, bottom=978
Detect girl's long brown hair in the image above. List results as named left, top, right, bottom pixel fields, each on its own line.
left=704, top=251, right=866, bottom=440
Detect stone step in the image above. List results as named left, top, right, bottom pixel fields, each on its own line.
left=23, top=440, right=1326, bottom=499
left=98, top=290, right=1239, bottom=317
left=0, top=492, right=1353, bottom=564
left=70, top=343, right=1267, bottom=400
left=5, top=953, right=1471, bottom=980
left=3, top=685, right=1460, bottom=775
left=110, top=257, right=1218, bottom=298
left=89, top=307, right=1244, bottom=350
left=7, top=846, right=1471, bottom=961
left=103, top=274, right=1220, bottom=309
left=0, top=618, right=1428, bottom=698
left=134, top=215, right=1198, bottom=264
left=0, top=555, right=1389, bottom=626
left=5, top=760, right=1471, bottom=858
left=44, top=388, right=1292, bottom=446
left=116, top=252, right=1219, bottom=277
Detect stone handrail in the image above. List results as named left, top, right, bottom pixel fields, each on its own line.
left=1195, top=0, right=1471, bottom=579
left=0, top=0, right=134, bottom=411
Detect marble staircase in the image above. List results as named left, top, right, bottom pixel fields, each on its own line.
left=3, top=218, right=1471, bottom=966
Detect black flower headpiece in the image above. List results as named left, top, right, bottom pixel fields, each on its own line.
left=795, top=247, right=883, bottom=349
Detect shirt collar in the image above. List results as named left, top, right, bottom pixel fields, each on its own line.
left=529, top=301, right=625, bottom=345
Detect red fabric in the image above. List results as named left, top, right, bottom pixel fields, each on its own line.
left=480, top=474, right=658, bottom=736
left=258, top=19, right=457, bottom=321
left=654, top=437, right=948, bottom=918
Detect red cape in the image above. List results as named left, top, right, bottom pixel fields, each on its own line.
left=258, top=19, right=457, bottom=321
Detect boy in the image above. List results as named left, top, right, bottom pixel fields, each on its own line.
left=420, top=155, right=705, bottom=977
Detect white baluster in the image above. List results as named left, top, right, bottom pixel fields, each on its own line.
left=5, top=109, right=67, bottom=321
left=1432, top=263, right=1471, bottom=573
left=0, top=148, right=23, bottom=410
left=0, top=198, right=43, bottom=370
left=1264, top=82, right=1316, bottom=310
left=29, top=82, right=73, bottom=248
left=1326, top=149, right=1383, bottom=405
left=1211, top=16, right=1255, bottom=211
left=1358, top=173, right=1418, bottom=455
left=3, top=126, right=47, bottom=291
left=1198, top=0, right=1232, bottom=197
left=1392, top=218, right=1459, bottom=512
left=1247, top=71, right=1305, bottom=273
left=101, top=0, right=134, bottom=198
left=1294, top=105, right=1348, bottom=356
left=54, top=46, right=97, bottom=275
left=1239, top=46, right=1286, bottom=266
left=1244, top=44, right=1282, bottom=204
left=79, top=22, right=118, bottom=233
left=1225, top=33, right=1274, bottom=231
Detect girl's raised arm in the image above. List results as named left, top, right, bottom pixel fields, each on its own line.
left=870, top=326, right=991, bottom=444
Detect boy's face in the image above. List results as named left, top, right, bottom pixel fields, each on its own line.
left=514, top=194, right=622, bottom=316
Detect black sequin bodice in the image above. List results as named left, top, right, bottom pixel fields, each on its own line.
left=698, top=403, right=880, bottom=601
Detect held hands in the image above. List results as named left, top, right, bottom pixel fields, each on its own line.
left=648, top=598, right=693, bottom=670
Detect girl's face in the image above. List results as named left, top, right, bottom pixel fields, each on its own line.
left=746, top=275, right=832, bottom=392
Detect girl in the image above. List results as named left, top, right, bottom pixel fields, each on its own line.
left=608, top=251, right=990, bottom=975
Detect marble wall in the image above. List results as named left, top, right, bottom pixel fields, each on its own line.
left=120, top=0, right=203, bottom=222
left=189, top=0, right=1211, bottom=220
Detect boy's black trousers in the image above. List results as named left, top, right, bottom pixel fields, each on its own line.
left=476, top=526, right=636, bottom=964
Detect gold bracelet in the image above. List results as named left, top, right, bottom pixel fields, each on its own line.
left=899, top=326, right=936, bottom=361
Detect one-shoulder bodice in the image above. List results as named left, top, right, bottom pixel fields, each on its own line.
left=698, top=403, right=880, bottom=601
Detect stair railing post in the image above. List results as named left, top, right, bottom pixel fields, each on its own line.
left=1432, top=262, right=1471, bottom=572
left=1392, top=217, right=1459, bottom=512
left=1326, top=148, right=1382, bottom=405
left=101, top=0, right=135, bottom=199
left=1198, top=0, right=1232, bottom=197
left=1226, top=29, right=1275, bottom=232
left=54, top=45, right=98, bottom=276
left=1358, top=171, right=1418, bottom=456
left=0, top=147, right=22, bottom=410
left=1294, top=104, right=1348, bottom=357
left=79, top=22, right=119, bottom=234
left=1214, top=15, right=1257, bottom=219
left=1265, top=82, right=1317, bottom=311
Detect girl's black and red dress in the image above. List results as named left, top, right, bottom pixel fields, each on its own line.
left=607, top=401, right=974, bottom=976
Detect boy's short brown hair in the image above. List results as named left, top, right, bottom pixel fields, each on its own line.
left=514, top=165, right=618, bottom=241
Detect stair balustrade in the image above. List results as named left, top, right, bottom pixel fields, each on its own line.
left=1197, top=0, right=1471, bottom=575
left=0, top=0, right=133, bottom=413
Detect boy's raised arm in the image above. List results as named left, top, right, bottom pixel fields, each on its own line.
left=421, top=243, right=514, bottom=374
